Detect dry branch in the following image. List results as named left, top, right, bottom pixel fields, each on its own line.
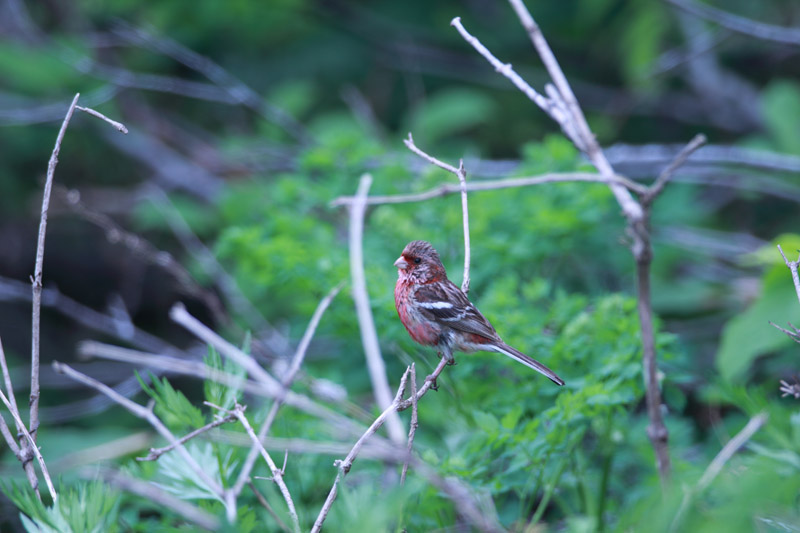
left=230, top=283, right=343, bottom=502
left=207, top=403, right=300, bottom=532
left=670, top=412, right=768, bottom=531
left=331, top=171, right=645, bottom=207
left=0, top=388, right=57, bottom=502
left=404, top=134, right=472, bottom=293
left=348, top=174, right=405, bottom=444
left=400, top=363, right=418, bottom=485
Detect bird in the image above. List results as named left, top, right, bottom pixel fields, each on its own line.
left=394, top=240, right=564, bottom=386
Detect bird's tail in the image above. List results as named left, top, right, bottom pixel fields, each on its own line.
left=491, top=343, right=565, bottom=386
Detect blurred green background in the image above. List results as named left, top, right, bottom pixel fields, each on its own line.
left=1, top=0, right=800, bottom=531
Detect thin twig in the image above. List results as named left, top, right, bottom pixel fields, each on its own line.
left=312, top=367, right=412, bottom=533
left=331, top=171, right=645, bottom=207
left=400, top=363, right=418, bottom=485
left=644, top=133, right=707, bottom=204
left=248, top=480, right=292, bottom=533
left=88, top=467, right=219, bottom=530
left=665, top=0, right=800, bottom=46
left=30, top=92, right=80, bottom=442
left=671, top=412, right=768, bottom=532
left=230, top=283, right=344, bottom=499
left=207, top=402, right=300, bottom=533
left=137, top=413, right=238, bottom=461
left=777, top=245, right=800, bottom=306
left=348, top=174, right=405, bottom=444
left=75, top=105, right=128, bottom=133
left=404, top=134, right=471, bottom=293
left=0, top=389, right=57, bottom=502
left=779, top=380, right=800, bottom=399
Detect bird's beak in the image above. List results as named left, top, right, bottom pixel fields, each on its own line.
left=394, top=256, right=408, bottom=270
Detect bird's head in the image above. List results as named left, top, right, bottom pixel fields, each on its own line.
left=394, top=240, right=447, bottom=283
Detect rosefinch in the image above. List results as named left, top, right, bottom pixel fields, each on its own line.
left=394, top=240, right=564, bottom=386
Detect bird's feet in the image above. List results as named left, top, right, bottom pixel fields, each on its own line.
left=425, top=374, right=439, bottom=391
left=437, top=351, right=457, bottom=366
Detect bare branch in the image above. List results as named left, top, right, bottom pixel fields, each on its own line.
left=404, top=134, right=472, bottom=293
left=30, top=92, right=80, bottom=442
left=312, top=367, right=412, bottom=533
left=75, top=105, right=128, bottom=133
left=230, top=283, right=344, bottom=499
left=169, top=303, right=278, bottom=388
left=769, top=322, right=800, bottom=344
left=331, top=171, right=645, bottom=207
left=207, top=403, right=300, bottom=532
left=400, top=363, right=418, bottom=485
left=779, top=380, right=800, bottom=399
left=137, top=413, right=237, bottom=462
left=778, top=245, right=800, bottom=306
left=31, top=94, right=128, bottom=443
left=348, top=174, right=405, bottom=444
left=671, top=412, right=768, bottom=532
left=665, top=0, right=800, bottom=46
left=645, top=133, right=707, bottom=204
left=89, top=467, right=220, bottom=530
left=0, top=389, right=57, bottom=502
left=248, top=480, right=292, bottom=533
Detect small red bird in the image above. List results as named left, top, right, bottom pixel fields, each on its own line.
left=394, top=240, right=564, bottom=386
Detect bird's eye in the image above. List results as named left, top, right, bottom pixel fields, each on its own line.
left=413, top=257, right=421, bottom=264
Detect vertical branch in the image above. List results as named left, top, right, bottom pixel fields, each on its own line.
left=456, top=159, right=471, bottom=294
left=348, top=174, right=405, bottom=443
left=30, top=93, right=80, bottom=441
left=635, top=249, right=671, bottom=482
left=400, top=363, right=418, bottom=484
left=403, top=134, right=472, bottom=293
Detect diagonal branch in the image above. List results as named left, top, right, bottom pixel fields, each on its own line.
left=670, top=412, right=768, bottom=531
left=644, top=133, right=707, bottom=205
left=777, top=245, right=800, bottom=306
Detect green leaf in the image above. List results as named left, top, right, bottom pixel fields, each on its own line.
left=716, top=265, right=800, bottom=381
left=761, top=80, right=800, bottom=154
left=407, top=88, right=496, bottom=143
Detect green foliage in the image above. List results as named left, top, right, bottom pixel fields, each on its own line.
left=717, top=234, right=800, bottom=381
left=761, top=80, right=800, bottom=154
left=204, top=345, right=245, bottom=411
left=2, top=481, right=120, bottom=533
left=137, top=372, right=206, bottom=430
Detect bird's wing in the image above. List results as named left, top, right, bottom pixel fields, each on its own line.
left=412, top=281, right=499, bottom=340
